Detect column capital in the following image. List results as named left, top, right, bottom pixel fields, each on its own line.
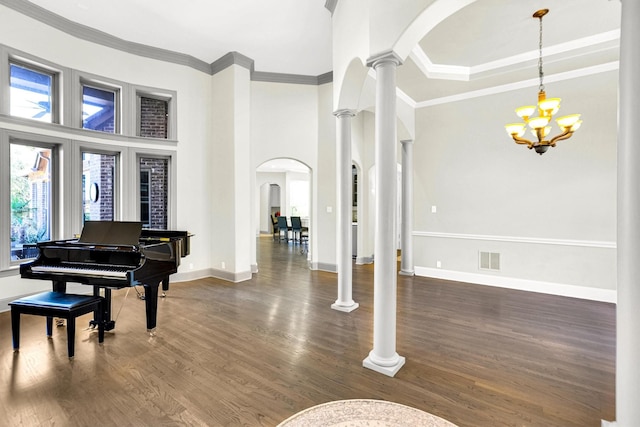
left=366, top=50, right=403, bottom=69
left=333, top=109, right=357, bottom=118
left=400, top=139, right=414, bottom=145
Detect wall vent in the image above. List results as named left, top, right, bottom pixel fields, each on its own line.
left=479, top=251, right=500, bottom=271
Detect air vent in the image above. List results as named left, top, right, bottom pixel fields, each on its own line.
left=479, top=251, right=500, bottom=271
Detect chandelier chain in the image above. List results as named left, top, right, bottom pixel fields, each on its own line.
left=538, top=14, right=544, bottom=92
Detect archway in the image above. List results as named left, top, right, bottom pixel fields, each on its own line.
left=255, top=158, right=311, bottom=245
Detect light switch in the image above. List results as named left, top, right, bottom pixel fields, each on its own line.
left=326, top=206, right=333, bottom=213
left=431, top=206, right=437, bottom=213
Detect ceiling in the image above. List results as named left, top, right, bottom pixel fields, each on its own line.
left=24, top=0, right=621, bottom=106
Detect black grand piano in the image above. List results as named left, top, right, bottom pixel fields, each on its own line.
left=20, top=221, right=192, bottom=334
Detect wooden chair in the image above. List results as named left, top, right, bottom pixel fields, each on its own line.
left=10, top=291, right=105, bottom=359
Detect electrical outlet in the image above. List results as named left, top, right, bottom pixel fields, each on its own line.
left=221, top=261, right=226, bottom=269
left=436, top=260, right=441, bottom=268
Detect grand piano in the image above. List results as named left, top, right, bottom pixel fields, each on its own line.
left=20, top=221, right=192, bottom=334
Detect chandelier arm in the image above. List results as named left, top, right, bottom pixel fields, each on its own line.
left=511, top=135, right=534, bottom=147
left=549, top=130, right=574, bottom=146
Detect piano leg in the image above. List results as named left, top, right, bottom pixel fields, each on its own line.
left=91, top=287, right=115, bottom=331
left=53, top=280, right=66, bottom=293
left=161, top=276, right=169, bottom=297
left=143, top=283, right=159, bottom=335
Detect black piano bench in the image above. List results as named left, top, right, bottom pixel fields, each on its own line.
left=9, top=291, right=105, bottom=359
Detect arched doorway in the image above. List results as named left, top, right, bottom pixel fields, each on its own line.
left=255, top=158, right=311, bottom=241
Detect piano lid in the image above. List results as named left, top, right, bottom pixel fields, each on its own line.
left=79, top=221, right=143, bottom=246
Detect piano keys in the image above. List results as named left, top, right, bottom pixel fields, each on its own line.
left=20, top=221, right=192, bottom=334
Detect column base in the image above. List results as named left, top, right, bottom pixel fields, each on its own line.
left=331, top=301, right=359, bottom=312
left=399, top=269, right=414, bottom=276
left=363, top=353, right=406, bottom=377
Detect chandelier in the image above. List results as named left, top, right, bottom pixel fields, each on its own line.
left=505, top=9, right=582, bottom=155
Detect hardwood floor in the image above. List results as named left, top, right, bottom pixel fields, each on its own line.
left=0, top=236, right=615, bottom=426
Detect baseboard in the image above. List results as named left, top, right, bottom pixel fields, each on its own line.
left=173, top=268, right=252, bottom=284
left=356, top=256, right=373, bottom=265
left=208, top=268, right=252, bottom=283
left=415, top=266, right=617, bottom=303
left=310, top=262, right=338, bottom=273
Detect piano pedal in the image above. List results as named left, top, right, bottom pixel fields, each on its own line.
left=90, top=319, right=116, bottom=331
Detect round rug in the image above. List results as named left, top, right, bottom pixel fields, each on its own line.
left=277, top=399, right=458, bottom=427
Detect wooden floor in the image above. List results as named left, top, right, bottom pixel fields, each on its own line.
left=0, top=236, right=615, bottom=426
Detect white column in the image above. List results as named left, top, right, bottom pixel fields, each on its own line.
left=363, top=51, right=406, bottom=377
left=614, top=1, right=640, bottom=425
left=399, top=139, right=414, bottom=276
left=332, top=109, right=359, bottom=312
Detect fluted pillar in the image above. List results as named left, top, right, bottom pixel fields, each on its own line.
left=363, top=51, right=405, bottom=377
left=332, top=109, right=359, bottom=313
left=614, top=1, right=640, bottom=425
left=399, top=139, right=414, bottom=276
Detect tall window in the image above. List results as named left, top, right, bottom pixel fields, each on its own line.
left=9, top=62, right=56, bottom=123
left=82, top=84, right=118, bottom=133
left=10, top=143, right=52, bottom=260
left=82, top=152, right=117, bottom=222
left=139, top=157, right=168, bottom=229
left=140, top=170, right=151, bottom=227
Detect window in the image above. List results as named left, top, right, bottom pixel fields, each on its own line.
left=82, top=84, right=118, bottom=133
left=139, top=96, right=168, bottom=139
left=139, top=157, right=169, bottom=229
left=9, top=62, right=56, bottom=123
left=82, top=152, right=117, bottom=222
left=10, top=143, right=53, bottom=260
left=140, top=170, right=150, bottom=227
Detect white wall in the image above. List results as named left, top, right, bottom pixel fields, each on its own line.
left=251, top=80, right=338, bottom=271
left=412, top=70, right=617, bottom=301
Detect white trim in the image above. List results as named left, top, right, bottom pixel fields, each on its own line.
left=414, top=230, right=616, bottom=249
left=415, top=62, right=619, bottom=108
left=415, top=266, right=617, bottom=303
left=409, top=30, right=620, bottom=81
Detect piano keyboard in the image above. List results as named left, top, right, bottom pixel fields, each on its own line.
left=31, top=264, right=130, bottom=278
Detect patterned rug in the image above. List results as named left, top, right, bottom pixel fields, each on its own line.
left=277, top=399, right=459, bottom=426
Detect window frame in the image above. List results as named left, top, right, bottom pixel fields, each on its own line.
left=80, top=149, right=121, bottom=223
left=134, top=86, right=177, bottom=140
left=4, top=52, right=63, bottom=125
left=132, top=150, right=177, bottom=229
left=80, top=79, right=121, bottom=134
left=0, top=130, right=65, bottom=271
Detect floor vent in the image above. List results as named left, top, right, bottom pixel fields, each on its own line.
left=479, top=251, right=500, bottom=271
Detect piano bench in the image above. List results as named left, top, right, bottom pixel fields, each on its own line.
left=9, top=291, right=105, bottom=359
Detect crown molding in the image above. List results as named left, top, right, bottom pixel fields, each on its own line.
left=252, top=71, right=332, bottom=85
left=0, top=0, right=333, bottom=86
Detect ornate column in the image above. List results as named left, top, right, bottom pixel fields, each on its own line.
left=614, top=0, right=640, bottom=425
left=332, top=109, right=359, bottom=312
left=400, top=139, right=414, bottom=276
left=362, top=51, right=405, bottom=377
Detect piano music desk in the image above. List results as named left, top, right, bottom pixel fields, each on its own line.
left=9, top=291, right=105, bottom=359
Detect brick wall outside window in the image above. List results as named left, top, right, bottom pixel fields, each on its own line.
left=140, top=97, right=168, bottom=139
left=139, top=157, right=168, bottom=229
